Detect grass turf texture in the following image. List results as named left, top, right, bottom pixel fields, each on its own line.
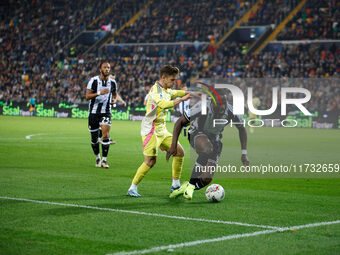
left=0, top=116, right=339, bottom=255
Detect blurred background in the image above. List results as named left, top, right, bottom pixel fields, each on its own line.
left=0, top=0, right=339, bottom=126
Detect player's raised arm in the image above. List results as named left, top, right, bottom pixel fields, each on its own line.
left=152, top=90, right=190, bottom=109
left=170, top=89, right=190, bottom=99
left=111, top=92, right=126, bottom=106
left=116, top=93, right=127, bottom=106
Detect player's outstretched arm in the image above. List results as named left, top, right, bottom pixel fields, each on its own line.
left=173, top=93, right=191, bottom=106
left=171, top=90, right=190, bottom=99
left=166, top=115, right=189, bottom=162
left=112, top=92, right=126, bottom=106
left=236, top=125, right=250, bottom=166
left=116, top=94, right=126, bottom=106
left=154, top=93, right=191, bottom=109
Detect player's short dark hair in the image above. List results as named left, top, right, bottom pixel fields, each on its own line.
left=99, top=61, right=110, bottom=69
left=160, top=65, right=179, bottom=77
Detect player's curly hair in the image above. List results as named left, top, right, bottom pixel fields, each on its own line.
left=160, top=65, right=179, bottom=77
left=99, top=61, right=110, bottom=69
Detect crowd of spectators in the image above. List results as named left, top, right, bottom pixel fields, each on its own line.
left=209, top=42, right=339, bottom=78
left=0, top=0, right=115, bottom=105
left=1, top=44, right=208, bottom=106
left=101, top=44, right=209, bottom=106
left=2, top=41, right=338, bottom=111
left=278, top=0, right=340, bottom=40
left=208, top=77, right=340, bottom=113
left=0, top=0, right=339, bottom=112
left=205, top=41, right=340, bottom=111
left=1, top=0, right=113, bottom=61
left=89, top=0, right=148, bottom=32
left=112, top=0, right=253, bottom=43
left=244, top=0, right=298, bottom=26
left=74, top=0, right=148, bottom=56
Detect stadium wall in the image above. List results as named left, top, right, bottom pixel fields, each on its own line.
left=0, top=101, right=178, bottom=123
left=0, top=101, right=339, bottom=129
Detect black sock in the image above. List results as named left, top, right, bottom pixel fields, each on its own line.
left=189, top=178, right=207, bottom=190
left=189, top=155, right=212, bottom=190
left=90, top=131, right=100, bottom=155
left=189, top=162, right=207, bottom=190
left=91, top=143, right=100, bottom=155
left=101, top=138, right=110, bottom=158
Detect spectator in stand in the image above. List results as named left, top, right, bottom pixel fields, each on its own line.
left=0, top=0, right=338, bottom=113
left=244, top=0, right=298, bottom=26
left=278, top=0, right=340, bottom=40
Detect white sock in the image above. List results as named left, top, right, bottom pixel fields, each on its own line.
left=102, top=157, right=107, bottom=161
left=172, top=179, right=180, bottom=187
left=96, top=154, right=101, bottom=159
left=129, top=183, right=138, bottom=191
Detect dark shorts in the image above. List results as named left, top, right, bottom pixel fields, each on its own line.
left=188, top=131, right=223, bottom=159
left=88, top=113, right=111, bottom=132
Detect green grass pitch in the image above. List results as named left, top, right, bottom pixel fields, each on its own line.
left=0, top=116, right=339, bottom=254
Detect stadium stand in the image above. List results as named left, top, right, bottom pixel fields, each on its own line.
left=0, top=0, right=339, bottom=110
left=111, top=0, right=253, bottom=43
left=244, top=0, right=298, bottom=26
left=277, top=0, right=339, bottom=40
left=101, top=43, right=208, bottom=106
left=209, top=42, right=339, bottom=78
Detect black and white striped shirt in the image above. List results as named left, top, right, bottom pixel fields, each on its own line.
left=185, top=100, right=243, bottom=136
left=177, top=100, right=190, bottom=116
left=87, top=75, right=118, bottom=114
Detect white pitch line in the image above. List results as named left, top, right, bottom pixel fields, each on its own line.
left=25, top=133, right=47, bottom=139
left=0, top=196, right=279, bottom=230
left=108, top=220, right=340, bottom=255
left=110, top=230, right=277, bottom=255
left=287, top=220, right=340, bottom=230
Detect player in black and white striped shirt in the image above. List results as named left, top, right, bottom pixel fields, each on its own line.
left=86, top=61, right=125, bottom=168
left=176, top=89, right=190, bottom=137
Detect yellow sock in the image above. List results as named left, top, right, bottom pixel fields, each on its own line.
left=172, top=156, right=184, bottom=180
left=132, top=162, right=151, bottom=185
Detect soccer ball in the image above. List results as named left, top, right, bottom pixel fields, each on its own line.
left=205, top=184, right=225, bottom=202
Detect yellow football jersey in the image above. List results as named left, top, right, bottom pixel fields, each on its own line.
left=141, top=82, right=186, bottom=136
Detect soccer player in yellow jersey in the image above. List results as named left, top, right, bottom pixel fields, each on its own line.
left=127, top=65, right=191, bottom=197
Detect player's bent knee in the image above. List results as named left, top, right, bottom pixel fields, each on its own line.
left=91, top=131, right=99, bottom=144
left=145, top=157, right=156, bottom=168
left=202, top=177, right=212, bottom=185
left=197, top=148, right=214, bottom=160
left=195, top=135, right=213, bottom=154
left=202, top=147, right=214, bottom=155
left=101, top=131, right=109, bottom=139
left=195, top=143, right=213, bottom=155
left=147, top=161, right=156, bottom=168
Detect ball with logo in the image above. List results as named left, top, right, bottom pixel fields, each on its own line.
left=205, top=184, right=225, bottom=202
